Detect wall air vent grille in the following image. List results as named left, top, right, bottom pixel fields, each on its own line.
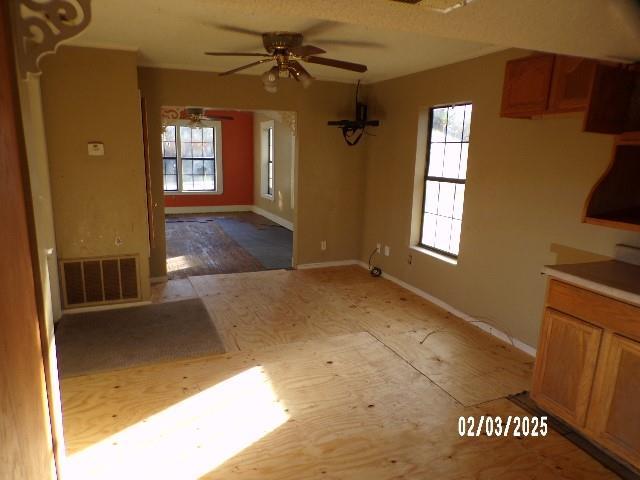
left=60, top=255, right=140, bottom=308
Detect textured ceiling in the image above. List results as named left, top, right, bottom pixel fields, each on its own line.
left=68, top=0, right=640, bottom=83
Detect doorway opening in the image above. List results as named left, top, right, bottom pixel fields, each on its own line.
left=160, top=108, right=296, bottom=280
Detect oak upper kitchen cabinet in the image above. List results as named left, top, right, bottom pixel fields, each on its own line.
left=500, top=53, right=555, bottom=117
left=533, top=253, right=640, bottom=471
left=500, top=53, right=597, bottom=118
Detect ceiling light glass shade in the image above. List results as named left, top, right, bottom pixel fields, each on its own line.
left=262, top=66, right=279, bottom=93
left=298, top=70, right=312, bottom=89
left=262, top=66, right=279, bottom=84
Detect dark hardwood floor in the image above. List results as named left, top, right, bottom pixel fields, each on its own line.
left=165, top=212, right=292, bottom=279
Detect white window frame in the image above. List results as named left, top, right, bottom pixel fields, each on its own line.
left=418, top=102, right=472, bottom=260
left=162, top=119, right=224, bottom=195
left=260, top=120, right=275, bottom=200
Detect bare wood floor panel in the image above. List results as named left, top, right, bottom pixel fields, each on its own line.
left=190, top=266, right=534, bottom=405
left=165, top=214, right=264, bottom=279
left=165, top=212, right=292, bottom=280
left=61, top=332, right=615, bottom=479
left=151, top=278, right=197, bottom=304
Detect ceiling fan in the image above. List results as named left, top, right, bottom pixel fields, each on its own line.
left=184, top=107, right=234, bottom=126
left=205, top=31, right=368, bottom=92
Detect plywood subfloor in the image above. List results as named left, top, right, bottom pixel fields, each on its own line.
left=190, top=266, right=534, bottom=406
left=61, top=332, right=615, bottom=479
left=60, top=266, right=616, bottom=479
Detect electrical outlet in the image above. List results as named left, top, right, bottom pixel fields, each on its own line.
left=321, top=240, right=327, bottom=251
left=376, top=243, right=381, bottom=254
left=384, top=245, right=390, bottom=256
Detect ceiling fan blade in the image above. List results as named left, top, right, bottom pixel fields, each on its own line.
left=289, top=60, right=313, bottom=77
left=216, top=25, right=263, bottom=37
left=290, top=44, right=326, bottom=57
left=202, top=110, right=235, bottom=120
left=304, top=56, right=367, bottom=73
left=218, top=58, right=272, bottom=76
left=205, top=52, right=271, bottom=57
left=313, top=39, right=385, bottom=49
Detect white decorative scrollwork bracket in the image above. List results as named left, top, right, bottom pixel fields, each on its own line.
left=281, top=111, right=297, bottom=136
left=15, top=0, right=91, bottom=79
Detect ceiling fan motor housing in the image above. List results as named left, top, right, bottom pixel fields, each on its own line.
left=262, top=32, right=303, bottom=54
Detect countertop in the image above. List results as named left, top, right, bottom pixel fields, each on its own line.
left=543, top=260, right=640, bottom=307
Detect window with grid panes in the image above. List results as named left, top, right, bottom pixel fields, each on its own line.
left=420, top=103, right=472, bottom=258
left=266, top=127, right=274, bottom=196
left=162, top=126, right=178, bottom=191
left=162, top=124, right=218, bottom=192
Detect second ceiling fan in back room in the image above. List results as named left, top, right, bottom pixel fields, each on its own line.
left=204, top=25, right=372, bottom=92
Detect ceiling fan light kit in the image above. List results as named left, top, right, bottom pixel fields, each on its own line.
left=205, top=31, right=368, bottom=93
left=261, top=66, right=280, bottom=93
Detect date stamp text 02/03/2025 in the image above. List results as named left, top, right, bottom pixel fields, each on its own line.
left=458, top=416, right=548, bottom=437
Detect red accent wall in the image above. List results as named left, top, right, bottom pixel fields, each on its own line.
left=164, top=110, right=254, bottom=207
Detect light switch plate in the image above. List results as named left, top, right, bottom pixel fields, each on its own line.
left=88, top=142, right=105, bottom=156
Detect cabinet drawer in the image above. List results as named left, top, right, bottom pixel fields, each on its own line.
left=547, top=280, right=640, bottom=341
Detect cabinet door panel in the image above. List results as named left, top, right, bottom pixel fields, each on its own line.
left=532, top=308, right=602, bottom=426
left=584, top=64, right=635, bottom=134
left=588, top=334, right=640, bottom=469
left=548, top=56, right=597, bottom=113
left=501, top=54, right=554, bottom=117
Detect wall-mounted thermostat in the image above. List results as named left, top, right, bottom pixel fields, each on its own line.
left=88, top=142, right=105, bottom=156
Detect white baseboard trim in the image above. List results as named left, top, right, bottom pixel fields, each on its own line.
left=162, top=204, right=294, bottom=231
left=63, top=300, right=151, bottom=315
left=352, top=261, right=537, bottom=357
left=150, top=275, right=168, bottom=284
left=251, top=206, right=294, bottom=231
left=297, top=260, right=361, bottom=270
left=165, top=205, right=252, bottom=214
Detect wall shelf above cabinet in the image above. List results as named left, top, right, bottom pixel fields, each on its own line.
left=583, top=141, right=640, bottom=232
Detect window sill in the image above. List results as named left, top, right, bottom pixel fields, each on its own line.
left=164, top=190, right=223, bottom=196
left=410, top=245, right=458, bottom=265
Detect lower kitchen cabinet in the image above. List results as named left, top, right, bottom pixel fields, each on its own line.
left=587, top=333, right=640, bottom=468
left=532, top=279, right=640, bottom=470
left=531, top=308, right=601, bottom=427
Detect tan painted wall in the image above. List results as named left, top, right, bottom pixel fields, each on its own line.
left=253, top=111, right=295, bottom=224
left=40, top=46, right=151, bottom=300
left=138, top=67, right=366, bottom=277
left=362, top=49, right=640, bottom=348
